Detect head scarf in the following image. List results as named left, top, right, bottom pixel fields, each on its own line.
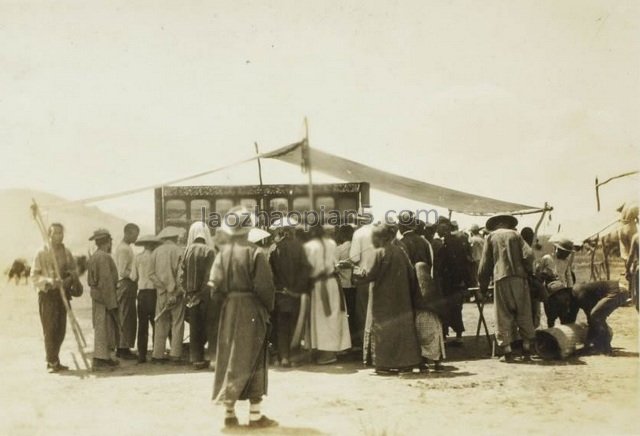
left=186, top=221, right=213, bottom=249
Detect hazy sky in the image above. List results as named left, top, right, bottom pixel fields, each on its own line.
left=2, top=0, right=639, bottom=234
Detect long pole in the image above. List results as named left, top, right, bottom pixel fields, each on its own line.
left=254, top=142, right=265, bottom=216
left=30, top=200, right=90, bottom=370
left=532, top=202, right=549, bottom=246
left=304, top=117, right=314, bottom=209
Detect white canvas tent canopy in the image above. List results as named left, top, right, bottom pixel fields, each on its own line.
left=263, top=141, right=550, bottom=216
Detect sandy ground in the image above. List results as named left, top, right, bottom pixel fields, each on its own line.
left=0, top=279, right=638, bottom=436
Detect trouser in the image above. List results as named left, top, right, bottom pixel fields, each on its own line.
left=588, top=291, right=626, bottom=353
left=343, top=287, right=358, bottom=346
left=153, top=296, right=185, bottom=359
left=494, top=276, right=535, bottom=348
left=276, top=311, right=296, bottom=361
left=38, top=290, right=67, bottom=365
left=442, top=285, right=465, bottom=336
left=207, top=293, right=224, bottom=360
left=188, top=300, right=208, bottom=363
left=136, top=289, right=156, bottom=360
left=92, top=302, right=119, bottom=360
left=353, top=283, right=370, bottom=347
left=117, top=279, right=137, bottom=349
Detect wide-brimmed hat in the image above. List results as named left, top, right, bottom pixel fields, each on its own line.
left=89, top=228, right=112, bottom=241
left=221, top=206, right=254, bottom=236
left=485, top=214, right=518, bottom=231
left=134, top=234, right=162, bottom=246
left=269, top=215, right=299, bottom=230
left=157, top=226, right=185, bottom=240
left=552, top=237, right=574, bottom=253
left=248, top=228, right=271, bottom=243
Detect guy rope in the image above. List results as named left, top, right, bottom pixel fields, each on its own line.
left=31, top=199, right=90, bottom=371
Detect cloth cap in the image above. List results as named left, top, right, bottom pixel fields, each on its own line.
left=89, top=228, right=111, bottom=241
left=552, top=237, right=575, bottom=253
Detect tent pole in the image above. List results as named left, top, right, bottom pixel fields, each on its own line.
left=254, top=142, right=265, bottom=216
left=595, top=177, right=601, bottom=212
left=533, top=202, right=549, bottom=246
left=304, top=117, right=314, bottom=210
left=448, top=209, right=453, bottom=220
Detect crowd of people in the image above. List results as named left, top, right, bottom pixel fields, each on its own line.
left=30, top=207, right=636, bottom=429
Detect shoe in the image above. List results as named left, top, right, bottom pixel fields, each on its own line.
left=280, top=358, right=291, bottom=368
left=434, top=362, right=445, bottom=372
left=418, top=364, right=430, bottom=373
left=151, top=357, right=169, bottom=365
left=374, top=369, right=394, bottom=376
left=249, top=416, right=279, bottom=428
left=193, top=361, right=208, bottom=370
left=116, top=349, right=137, bottom=360
left=92, top=358, right=118, bottom=371
left=224, top=417, right=240, bottom=428
left=316, top=356, right=338, bottom=365
left=500, top=353, right=515, bottom=363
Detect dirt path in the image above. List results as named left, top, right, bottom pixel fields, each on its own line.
left=0, top=282, right=637, bottom=436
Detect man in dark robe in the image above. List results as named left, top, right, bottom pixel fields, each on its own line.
left=352, top=223, right=421, bottom=375
left=269, top=224, right=311, bottom=367
left=211, top=206, right=277, bottom=429
left=435, top=217, right=472, bottom=345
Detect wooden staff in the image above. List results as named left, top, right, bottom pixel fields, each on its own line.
left=31, top=199, right=90, bottom=370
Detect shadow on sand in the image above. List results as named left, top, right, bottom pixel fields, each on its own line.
left=221, top=425, right=326, bottom=435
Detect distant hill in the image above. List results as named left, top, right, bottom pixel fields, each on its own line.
left=0, top=189, right=129, bottom=268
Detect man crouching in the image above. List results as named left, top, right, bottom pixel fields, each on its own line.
left=545, top=280, right=631, bottom=355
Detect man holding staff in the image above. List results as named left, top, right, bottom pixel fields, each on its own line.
left=31, top=223, right=83, bottom=373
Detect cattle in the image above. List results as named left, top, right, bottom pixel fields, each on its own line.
left=7, top=259, right=30, bottom=285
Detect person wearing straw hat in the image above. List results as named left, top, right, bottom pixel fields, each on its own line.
left=113, top=223, right=140, bottom=361
left=479, top=214, right=535, bottom=363
left=149, top=226, right=187, bottom=364
left=31, top=222, right=82, bottom=373
left=211, top=206, right=277, bottom=429
left=536, top=237, right=576, bottom=289
left=131, top=234, right=162, bottom=363
left=269, top=216, right=311, bottom=368
left=87, top=228, right=120, bottom=370
left=180, top=222, right=215, bottom=370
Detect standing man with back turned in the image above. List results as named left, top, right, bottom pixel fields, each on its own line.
left=114, top=223, right=140, bottom=360
left=478, top=214, right=535, bottom=363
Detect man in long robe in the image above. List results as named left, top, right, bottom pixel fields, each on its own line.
left=149, top=227, right=186, bottom=363
left=114, top=223, right=139, bottom=360
left=180, top=222, right=215, bottom=369
left=31, top=223, right=82, bottom=373
left=349, top=222, right=375, bottom=349
left=211, top=206, right=277, bottom=429
left=353, top=223, right=421, bottom=374
left=397, top=212, right=445, bottom=371
left=269, top=224, right=311, bottom=367
left=435, top=217, right=473, bottom=345
left=479, top=214, right=535, bottom=362
left=87, top=229, right=120, bottom=369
